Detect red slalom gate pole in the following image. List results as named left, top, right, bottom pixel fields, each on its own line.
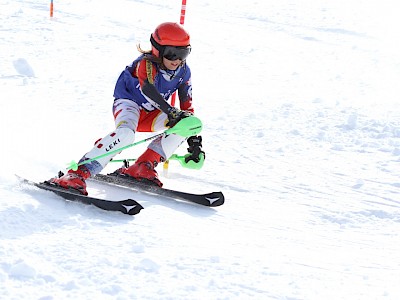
left=171, top=0, right=187, bottom=107
left=50, top=0, right=54, bottom=17
left=180, top=0, right=187, bottom=25
left=165, top=0, right=188, bottom=175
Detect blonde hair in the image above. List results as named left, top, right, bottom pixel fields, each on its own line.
left=136, top=43, right=162, bottom=64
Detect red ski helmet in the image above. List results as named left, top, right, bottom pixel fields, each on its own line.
left=150, top=22, right=191, bottom=60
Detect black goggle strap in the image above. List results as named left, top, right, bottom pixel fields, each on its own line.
left=150, top=35, right=162, bottom=52
left=150, top=35, right=166, bottom=59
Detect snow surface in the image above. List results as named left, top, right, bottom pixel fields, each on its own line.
left=1, top=0, right=400, bottom=299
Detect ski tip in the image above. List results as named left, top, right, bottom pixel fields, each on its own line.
left=121, top=199, right=144, bottom=215
left=206, top=192, right=225, bottom=207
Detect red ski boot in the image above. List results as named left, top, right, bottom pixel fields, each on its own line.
left=121, top=148, right=164, bottom=187
left=50, top=165, right=91, bottom=195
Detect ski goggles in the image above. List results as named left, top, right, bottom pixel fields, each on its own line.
left=163, top=45, right=191, bottom=61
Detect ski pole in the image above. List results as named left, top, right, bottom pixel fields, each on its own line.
left=171, top=0, right=187, bottom=108
left=165, top=0, right=188, bottom=175
left=109, top=154, right=188, bottom=164
left=110, top=154, right=204, bottom=170
left=66, top=116, right=202, bottom=171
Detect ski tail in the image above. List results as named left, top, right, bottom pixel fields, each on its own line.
left=16, top=175, right=143, bottom=215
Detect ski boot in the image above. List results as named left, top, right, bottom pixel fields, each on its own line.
left=50, top=165, right=91, bottom=195
left=120, top=148, right=164, bottom=187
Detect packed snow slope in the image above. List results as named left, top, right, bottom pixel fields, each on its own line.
left=1, top=0, right=400, bottom=299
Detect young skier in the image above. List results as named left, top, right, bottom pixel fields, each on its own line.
left=50, top=22, right=205, bottom=195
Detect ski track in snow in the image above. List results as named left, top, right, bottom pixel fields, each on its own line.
left=1, top=0, right=400, bottom=299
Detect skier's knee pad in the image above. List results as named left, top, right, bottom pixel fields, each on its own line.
left=148, top=134, right=186, bottom=160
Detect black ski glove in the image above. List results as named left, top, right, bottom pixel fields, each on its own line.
left=185, top=135, right=205, bottom=163
left=166, top=107, right=192, bottom=127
